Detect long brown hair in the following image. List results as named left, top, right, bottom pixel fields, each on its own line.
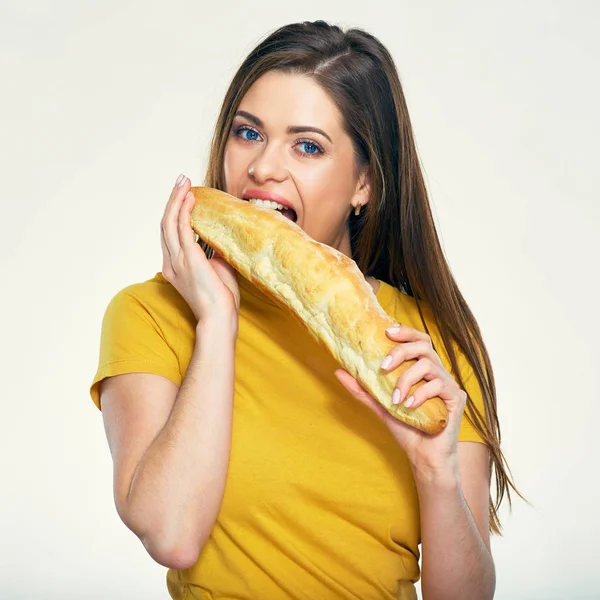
left=198, top=20, right=526, bottom=535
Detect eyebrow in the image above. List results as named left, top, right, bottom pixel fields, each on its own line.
left=234, top=110, right=333, bottom=144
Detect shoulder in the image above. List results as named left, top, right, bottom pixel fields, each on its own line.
left=114, top=271, right=183, bottom=306
left=377, top=284, right=489, bottom=443
left=97, top=272, right=191, bottom=363
left=375, top=279, right=475, bottom=386
left=105, top=272, right=192, bottom=327
left=91, top=272, right=186, bottom=410
left=375, top=279, right=439, bottom=338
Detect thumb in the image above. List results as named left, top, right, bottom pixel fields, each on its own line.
left=334, top=369, right=389, bottom=419
left=210, top=255, right=236, bottom=282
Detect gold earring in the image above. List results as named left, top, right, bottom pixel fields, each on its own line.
left=354, top=203, right=362, bottom=216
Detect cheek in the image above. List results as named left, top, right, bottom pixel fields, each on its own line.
left=223, top=141, right=261, bottom=194
left=223, top=144, right=241, bottom=192
left=299, top=159, right=356, bottom=207
left=223, top=138, right=250, bottom=170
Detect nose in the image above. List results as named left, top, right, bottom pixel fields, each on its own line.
left=247, top=142, right=288, bottom=183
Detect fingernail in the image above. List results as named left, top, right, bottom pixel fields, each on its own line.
left=185, top=191, right=193, bottom=202
left=405, top=396, right=415, bottom=408
left=386, top=326, right=402, bottom=334
left=392, top=389, right=401, bottom=405
left=176, top=173, right=185, bottom=187
left=381, top=355, right=392, bottom=370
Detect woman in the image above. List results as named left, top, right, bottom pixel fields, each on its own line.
left=90, top=20, right=522, bottom=599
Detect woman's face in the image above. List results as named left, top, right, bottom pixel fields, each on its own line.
left=223, top=70, right=369, bottom=256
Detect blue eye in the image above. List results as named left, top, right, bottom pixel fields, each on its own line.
left=298, top=141, right=321, bottom=155
left=237, top=126, right=261, bottom=142
left=240, top=128, right=260, bottom=142
left=233, top=125, right=323, bottom=157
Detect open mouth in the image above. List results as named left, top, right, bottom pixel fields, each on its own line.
left=244, top=198, right=297, bottom=223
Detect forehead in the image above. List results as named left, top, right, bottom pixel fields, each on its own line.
left=237, top=71, right=343, bottom=132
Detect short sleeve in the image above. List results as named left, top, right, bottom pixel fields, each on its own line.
left=456, top=356, right=488, bottom=445
left=89, top=289, right=182, bottom=411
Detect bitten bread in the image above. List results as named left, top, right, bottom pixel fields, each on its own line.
left=189, top=186, right=448, bottom=434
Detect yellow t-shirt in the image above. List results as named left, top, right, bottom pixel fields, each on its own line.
left=90, top=270, right=487, bottom=600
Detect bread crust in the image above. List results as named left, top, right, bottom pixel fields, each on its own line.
left=189, top=186, right=448, bottom=434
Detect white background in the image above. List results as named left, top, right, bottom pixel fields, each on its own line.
left=2, top=1, right=599, bottom=598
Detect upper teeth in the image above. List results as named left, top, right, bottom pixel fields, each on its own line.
left=246, top=198, right=287, bottom=211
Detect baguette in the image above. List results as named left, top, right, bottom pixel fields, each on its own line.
left=189, top=186, right=448, bottom=434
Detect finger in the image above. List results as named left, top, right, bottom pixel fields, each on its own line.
left=404, top=380, right=466, bottom=414
left=392, top=357, right=442, bottom=406
left=179, top=191, right=200, bottom=253
left=334, top=370, right=388, bottom=418
left=210, top=256, right=238, bottom=292
left=335, top=369, right=380, bottom=404
left=380, top=340, right=432, bottom=372
left=164, top=173, right=188, bottom=216
left=403, top=378, right=445, bottom=410
left=162, top=176, right=190, bottom=261
left=211, top=255, right=234, bottom=281
left=160, top=223, right=172, bottom=265
left=385, top=324, right=431, bottom=344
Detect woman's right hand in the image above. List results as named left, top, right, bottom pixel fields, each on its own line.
left=160, top=174, right=240, bottom=324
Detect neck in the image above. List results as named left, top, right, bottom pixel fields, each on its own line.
left=335, top=226, right=379, bottom=295
left=335, top=225, right=352, bottom=258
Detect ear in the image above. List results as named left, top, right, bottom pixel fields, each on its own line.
left=353, top=166, right=371, bottom=207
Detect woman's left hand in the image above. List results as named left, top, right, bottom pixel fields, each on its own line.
left=334, top=324, right=468, bottom=475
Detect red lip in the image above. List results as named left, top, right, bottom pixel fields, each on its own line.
left=242, top=189, right=297, bottom=214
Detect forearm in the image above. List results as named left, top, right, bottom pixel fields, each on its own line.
left=415, top=460, right=496, bottom=600
left=126, top=316, right=237, bottom=565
